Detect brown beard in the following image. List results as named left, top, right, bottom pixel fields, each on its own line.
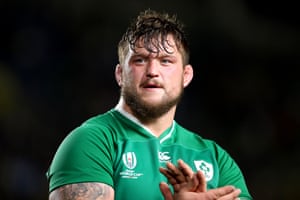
left=121, top=86, right=183, bottom=123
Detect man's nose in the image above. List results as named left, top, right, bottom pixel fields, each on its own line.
left=146, top=60, right=159, bottom=77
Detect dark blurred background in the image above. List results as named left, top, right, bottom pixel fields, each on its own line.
left=0, top=0, right=299, bottom=199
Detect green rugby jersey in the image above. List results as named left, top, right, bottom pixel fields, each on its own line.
left=47, top=109, right=252, bottom=200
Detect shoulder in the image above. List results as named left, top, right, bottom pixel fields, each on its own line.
left=67, top=109, right=121, bottom=141
left=52, top=110, right=122, bottom=159
left=174, top=122, right=226, bottom=153
left=82, top=109, right=120, bottom=130
left=174, top=123, right=212, bottom=144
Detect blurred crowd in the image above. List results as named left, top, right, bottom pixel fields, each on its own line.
left=0, top=0, right=299, bottom=199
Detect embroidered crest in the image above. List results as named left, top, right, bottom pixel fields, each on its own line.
left=194, top=160, right=214, bottom=181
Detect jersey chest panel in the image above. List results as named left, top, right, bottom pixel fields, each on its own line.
left=113, top=139, right=219, bottom=200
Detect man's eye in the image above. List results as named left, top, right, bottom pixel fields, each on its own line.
left=161, top=59, right=171, bottom=64
left=133, top=58, right=145, bottom=63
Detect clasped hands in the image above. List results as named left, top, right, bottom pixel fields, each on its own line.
left=159, top=159, right=241, bottom=200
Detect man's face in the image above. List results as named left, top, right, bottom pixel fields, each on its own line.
left=116, top=35, right=193, bottom=121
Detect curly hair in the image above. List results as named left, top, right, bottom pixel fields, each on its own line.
left=118, top=9, right=190, bottom=65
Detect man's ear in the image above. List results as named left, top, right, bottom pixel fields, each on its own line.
left=115, top=64, right=123, bottom=86
left=183, top=64, right=193, bottom=88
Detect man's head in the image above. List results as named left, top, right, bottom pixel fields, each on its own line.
left=118, top=9, right=190, bottom=66
left=116, top=10, right=193, bottom=122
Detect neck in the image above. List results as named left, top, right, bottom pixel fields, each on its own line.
left=116, top=98, right=176, bottom=137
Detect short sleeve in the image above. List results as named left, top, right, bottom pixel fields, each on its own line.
left=46, top=124, right=115, bottom=192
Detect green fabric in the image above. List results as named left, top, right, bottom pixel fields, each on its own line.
left=47, top=109, right=252, bottom=199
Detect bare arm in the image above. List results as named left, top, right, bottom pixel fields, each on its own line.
left=49, top=182, right=114, bottom=200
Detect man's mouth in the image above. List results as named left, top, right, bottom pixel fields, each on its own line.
left=142, top=82, right=162, bottom=88
left=144, top=84, right=159, bottom=88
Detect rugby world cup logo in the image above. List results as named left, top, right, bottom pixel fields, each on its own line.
left=122, top=152, right=137, bottom=169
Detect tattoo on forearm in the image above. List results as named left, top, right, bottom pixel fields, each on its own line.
left=50, top=182, right=113, bottom=200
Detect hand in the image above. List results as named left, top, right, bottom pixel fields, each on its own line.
left=159, top=159, right=206, bottom=192
left=160, top=183, right=241, bottom=200
left=159, top=160, right=241, bottom=200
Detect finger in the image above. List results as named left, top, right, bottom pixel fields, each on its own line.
left=185, top=172, right=199, bottom=192
left=218, top=188, right=241, bottom=200
left=159, top=182, right=174, bottom=200
left=159, top=167, right=180, bottom=185
left=208, top=186, right=241, bottom=199
left=177, top=159, right=194, bottom=179
left=165, top=161, right=186, bottom=183
left=160, top=166, right=196, bottom=193
left=184, top=170, right=207, bottom=192
left=194, top=170, right=207, bottom=192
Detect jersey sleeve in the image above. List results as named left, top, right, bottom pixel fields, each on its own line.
left=214, top=143, right=253, bottom=200
left=46, top=123, right=115, bottom=192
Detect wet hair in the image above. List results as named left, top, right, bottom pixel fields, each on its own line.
left=118, top=9, right=190, bottom=65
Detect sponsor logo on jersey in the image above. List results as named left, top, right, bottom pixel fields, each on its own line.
left=159, top=151, right=171, bottom=162
left=122, top=152, right=137, bottom=169
left=194, top=160, right=214, bottom=181
left=120, top=152, right=143, bottom=179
